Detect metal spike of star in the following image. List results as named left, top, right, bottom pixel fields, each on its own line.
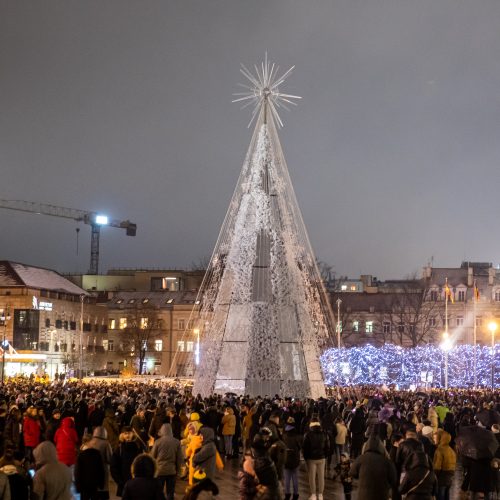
left=232, top=53, right=301, bottom=128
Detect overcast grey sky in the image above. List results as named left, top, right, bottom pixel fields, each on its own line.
left=2, top=1, right=500, bottom=279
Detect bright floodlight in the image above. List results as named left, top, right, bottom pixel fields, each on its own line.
left=95, top=215, right=109, bottom=225
left=488, top=321, right=497, bottom=334
left=441, top=338, right=453, bottom=352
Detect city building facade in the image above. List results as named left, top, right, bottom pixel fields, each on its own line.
left=332, top=262, right=500, bottom=349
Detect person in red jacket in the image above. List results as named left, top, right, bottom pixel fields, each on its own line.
left=54, top=416, right=79, bottom=467
left=23, top=406, right=41, bottom=463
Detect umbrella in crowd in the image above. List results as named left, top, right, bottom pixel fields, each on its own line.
left=457, top=426, right=499, bottom=460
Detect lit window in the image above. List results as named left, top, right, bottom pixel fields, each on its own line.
left=166, top=298, right=174, bottom=304
left=140, top=317, right=148, bottom=329
left=128, top=299, right=136, bottom=304
left=119, top=318, right=127, bottom=329
left=341, top=285, right=347, bottom=291
left=102, top=340, right=108, bottom=351
left=383, top=322, right=391, bottom=334
left=178, top=319, right=185, bottom=330
left=142, top=298, right=149, bottom=304
left=365, top=321, right=373, bottom=333
left=186, top=341, right=194, bottom=352
left=177, top=341, right=185, bottom=352
left=155, top=340, right=163, bottom=352
left=116, top=299, right=123, bottom=304
left=350, top=285, right=357, bottom=291
left=108, top=319, right=116, bottom=330
left=195, top=300, right=200, bottom=305
left=456, top=316, right=464, bottom=326
left=352, top=321, right=359, bottom=332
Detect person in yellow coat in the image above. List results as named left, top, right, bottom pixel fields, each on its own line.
left=185, top=428, right=203, bottom=486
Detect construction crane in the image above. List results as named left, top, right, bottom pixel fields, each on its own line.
left=0, top=199, right=137, bottom=275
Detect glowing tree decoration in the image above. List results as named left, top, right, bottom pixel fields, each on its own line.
left=321, top=344, right=500, bottom=388
left=189, top=55, right=334, bottom=398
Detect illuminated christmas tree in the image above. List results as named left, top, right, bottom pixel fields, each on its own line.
left=191, top=55, right=334, bottom=398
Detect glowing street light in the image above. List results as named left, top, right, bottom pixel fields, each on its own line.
left=488, top=321, right=497, bottom=389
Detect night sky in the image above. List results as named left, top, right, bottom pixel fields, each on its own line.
left=2, top=1, right=500, bottom=279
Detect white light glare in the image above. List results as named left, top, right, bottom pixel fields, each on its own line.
left=95, top=215, right=109, bottom=225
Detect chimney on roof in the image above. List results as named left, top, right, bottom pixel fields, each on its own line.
left=360, top=275, right=372, bottom=287
left=467, top=266, right=473, bottom=287
left=489, top=267, right=495, bottom=285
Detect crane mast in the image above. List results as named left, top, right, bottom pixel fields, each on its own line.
left=0, top=199, right=136, bottom=274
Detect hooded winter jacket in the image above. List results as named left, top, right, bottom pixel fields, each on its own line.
left=82, top=426, right=113, bottom=494
left=54, top=417, right=78, bottom=466
left=433, top=431, right=456, bottom=487
left=33, top=441, right=72, bottom=500
left=192, top=427, right=218, bottom=481
left=151, top=424, right=183, bottom=476
left=399, top=451, right=437, bottom=500
left=110, top=435, right=142, bottom=497
left=350, top=437, right=397, bottom=500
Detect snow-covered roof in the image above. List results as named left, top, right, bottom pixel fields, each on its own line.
left=0, top=261, right=86, bottom=295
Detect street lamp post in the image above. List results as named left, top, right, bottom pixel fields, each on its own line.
left=0, top=307, right=11, bottom=385
left=336, top=298, right=342, bottom=350
left=441, top=332, right=452, bottom=389
left=194, top=328, right=200, bottom=366
left=488, top=321, right=497, bottom=389
left=79, top=294, right=85, bottom=379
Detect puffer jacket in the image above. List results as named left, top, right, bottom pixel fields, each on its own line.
left=110, top=435, right=142, bottom=496
left=151, top=424, right=183, bottom=476
left=283, top=427, right=302, bottom=469
left=54, top=417, right=78, bottom=466
left=302, top=425, right=329, bottom=460
left=399, top=451, right=437, bottom=500
left=23, top=415, right=41, bottom=448
left=433, top=431, right=456, bottom=487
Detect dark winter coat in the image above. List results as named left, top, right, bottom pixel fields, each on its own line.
left=461, top=456, right=496, bottom=494
left=74, top=447, right=105, bottom=495
left=302, top=425, right=329, bottom=460
left=150, top=424, right=183, bottom=476
left=45, top=417, right=61, bottom=443
left=350, top=437, right=397, bottom=500
left=395, top=437, right=424, bottom=473
left=148, top=411, right=168, bottom=441
left=399, top=451, right=437, bottom=500
left=122, top=476, right=166, bottom=500
left=192, top=427, right=218, bottom=480
left=4, top=412, right=22, bottom=450
left=283, top=428, right=302, bottom=469
left=110, top=439, right=142, bottom=496
left=102, top=409, right=120, bottom=450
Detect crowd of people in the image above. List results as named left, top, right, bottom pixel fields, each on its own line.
left=0, top=379, right=496, bottom=499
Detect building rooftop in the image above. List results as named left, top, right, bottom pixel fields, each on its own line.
left=0, top=261, right=87, bottom=296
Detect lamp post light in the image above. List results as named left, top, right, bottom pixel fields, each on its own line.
left=488, top=321, right=497, bottom=389
left=0, top=307, right=11, bottom=385
left=194, top=328, right=200, bottom=366
left=440, top=332, right=452, bottom=390
left=336, top=298, right=342, bottom=350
